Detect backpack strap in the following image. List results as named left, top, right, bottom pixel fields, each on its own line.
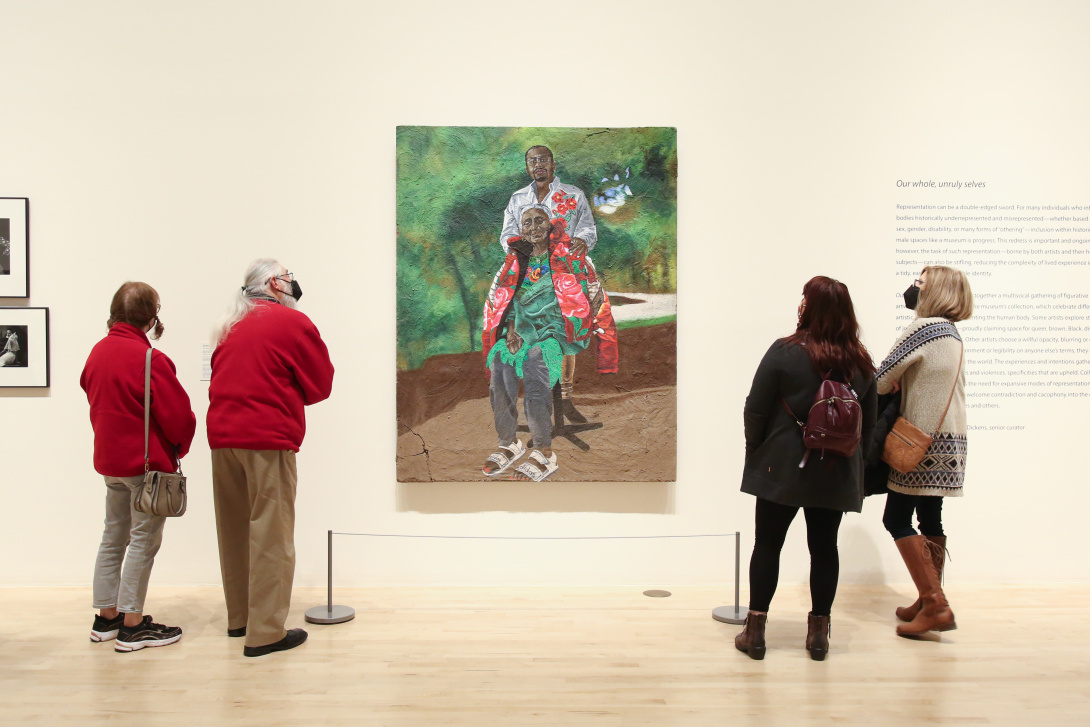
left=780, top=397, right=803, bottom=427
left=825, top=369, right=859, bottom=398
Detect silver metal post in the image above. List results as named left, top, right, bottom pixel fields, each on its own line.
left=712, top=531, right=746, bottom=624
left=734, top=530, right=741, bottom=613
left=305, top=529, right=356, bottom=625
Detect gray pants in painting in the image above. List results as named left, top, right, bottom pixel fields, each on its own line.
left=92, top=475, right=166, bottom=613
left=490, top=347, right=553, bottom=450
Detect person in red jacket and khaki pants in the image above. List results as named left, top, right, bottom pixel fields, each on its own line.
left=81, top=282, right=196, bottom=652
left=208, top=259, right=334, bottom=657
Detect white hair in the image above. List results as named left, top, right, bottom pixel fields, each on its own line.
left=519, top=203, right=550, bottom=220
left=211, top=258, right=286, bottom=346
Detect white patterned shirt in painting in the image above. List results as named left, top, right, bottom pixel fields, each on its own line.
left=499, top=178, right=597, bottom=253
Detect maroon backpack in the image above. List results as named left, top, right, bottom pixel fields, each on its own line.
left=782, top=372, right=862, bottom=468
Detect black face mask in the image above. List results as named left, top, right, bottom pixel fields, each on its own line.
left=903, top=284, right=920, bottom=310
left=288, top=279, right=303, bottom=301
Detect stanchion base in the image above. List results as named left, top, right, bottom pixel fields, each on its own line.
left=305, top=605, right=356, bottom=625
left=712, top=605, right=746, bottom=625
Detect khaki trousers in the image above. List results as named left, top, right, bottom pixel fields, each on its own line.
left=211, top=448, right=297, bottom=649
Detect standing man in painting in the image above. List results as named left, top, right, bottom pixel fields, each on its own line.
left=499, top=146, right=617, bottom=422
left=500, top=146, right=597, bottom=257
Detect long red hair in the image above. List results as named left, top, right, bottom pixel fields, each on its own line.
left=785, top=276, right=875, bottom=377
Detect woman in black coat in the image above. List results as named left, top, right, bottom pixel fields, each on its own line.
left=735, top=276, right=877, bottom=661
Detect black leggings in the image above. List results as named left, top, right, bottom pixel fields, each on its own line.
left=882, top=491, right=944, bottom=540
left=747, top=498, right=844, bottom=617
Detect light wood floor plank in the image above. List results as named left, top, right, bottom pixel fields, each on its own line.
left=1, top=585, right=1087, bottom=726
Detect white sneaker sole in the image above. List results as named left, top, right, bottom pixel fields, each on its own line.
left=90, top=628, right=119, bottom=642
left=114, top=633, right=183, bottom=652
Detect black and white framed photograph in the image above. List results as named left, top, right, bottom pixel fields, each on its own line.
left=0, top=308, right=49, bottom=387
left=0, top=197, right=30, bottom=298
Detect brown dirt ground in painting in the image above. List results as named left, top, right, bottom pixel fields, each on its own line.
left=396, top=322, right=676, bottom=482
left=396, top=385, right=676, bottom=482
left=398, top=322, right=676, bottom=430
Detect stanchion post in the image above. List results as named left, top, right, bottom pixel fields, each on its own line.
left=734, top=530, right=741, bottom=613
left=305, top=529, right=356, bottom=625
left=712, top=531, right=746, bottom=624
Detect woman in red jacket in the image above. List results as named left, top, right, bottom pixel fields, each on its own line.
left=81, top=282, right=196, bottom=652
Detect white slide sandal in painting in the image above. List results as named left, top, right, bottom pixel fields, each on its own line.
left=511, top=450, right=559, bottom=482
left=483, top=439, right=527, bottom=477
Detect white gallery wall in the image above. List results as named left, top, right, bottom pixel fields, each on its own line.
left=1, top=0, right=1088, bottom=589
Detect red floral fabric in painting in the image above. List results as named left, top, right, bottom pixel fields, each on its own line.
left=482, top=228, right=618, bottom=375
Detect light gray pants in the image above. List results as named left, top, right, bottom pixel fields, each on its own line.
left=92, top=475, right=166, bottom=613
left=490, top=347, right=553, bottom=450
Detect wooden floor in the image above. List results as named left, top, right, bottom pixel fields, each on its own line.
left=2, top=585, right=1087, bottom=726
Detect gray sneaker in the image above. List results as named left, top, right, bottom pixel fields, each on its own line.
left=114, top=616, right=183, bottom=653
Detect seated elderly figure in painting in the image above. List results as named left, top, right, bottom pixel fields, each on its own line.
left=481, top=205, right=614, bottom=481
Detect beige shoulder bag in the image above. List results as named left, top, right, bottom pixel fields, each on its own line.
left=133, top=348, right=188, bottom=517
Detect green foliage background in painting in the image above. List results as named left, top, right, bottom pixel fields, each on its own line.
left=397, top=126, right=677, bottom=371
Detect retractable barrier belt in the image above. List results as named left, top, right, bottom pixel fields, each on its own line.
left=305, top=530, right=746, bottom=626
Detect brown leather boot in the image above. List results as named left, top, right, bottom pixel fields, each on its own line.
left=895, top=535, right=947, bottom=622
left=805, top=612, right=830, bottom=661
left=895, top=535, right=957, bottom=636
left=734, top=612, right=767, bottom=660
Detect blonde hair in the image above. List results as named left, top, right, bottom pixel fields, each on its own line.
left=916, top=265, right=973, bottom=322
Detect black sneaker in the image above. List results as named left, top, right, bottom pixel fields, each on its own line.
left=114, top=616, right=183, bottom=653
left=243, top=628, right=308, bottom=657
left=90, top=613, right=125, bottom=642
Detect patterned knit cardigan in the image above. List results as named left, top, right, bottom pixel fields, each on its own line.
left=876, top=317, right=967, bottom=497
left=481, top=238, right=618, bottom=375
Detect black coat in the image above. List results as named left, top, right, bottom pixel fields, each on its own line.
left=741, top=339, right=877, bottom=513
left=863, top=391, right=902, bottom=496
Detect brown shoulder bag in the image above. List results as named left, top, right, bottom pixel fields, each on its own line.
left=882, top=348, right=962, bottom=474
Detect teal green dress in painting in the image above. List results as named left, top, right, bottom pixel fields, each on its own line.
left=487, top=253, right=588, bottom=386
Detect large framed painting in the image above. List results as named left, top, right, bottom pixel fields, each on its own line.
left=396, top=127, right=677, bottom=482
left=0, top=198, right=29, bottom=298
left=0, top=307, right=49, bottom=387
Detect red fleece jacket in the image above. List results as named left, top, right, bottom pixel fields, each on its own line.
left=81, top=323, right=197, bottom=477
left=206, top=300, right=334, bottom=452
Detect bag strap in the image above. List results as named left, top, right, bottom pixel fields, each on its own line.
left=143, top=348, right=184, bottom=476
left=829, top=369, right=861, bottom=398
left=935, top=343, right=964, bottom=432
left=782, top=370, right=858, bottom=424
left=144, top=348, right=152, bottom=475
left=780, top=398, right=802, bottom=427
